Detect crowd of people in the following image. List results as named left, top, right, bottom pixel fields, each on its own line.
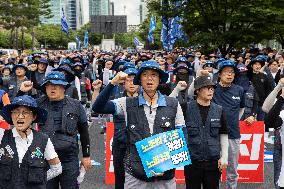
left=0, top=47, right=283, bottom=189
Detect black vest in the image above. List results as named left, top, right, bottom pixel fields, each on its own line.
left=37, top=96, right=81, bottom=161
left=243, top=83, right=258, bottom=120
left=186, top=101, right=222, bottom=161
left=79, top=76, right=88, bottom=104
left=125, top=96, right=178, bottom=182
left=0, top=130, right=48, bottom=189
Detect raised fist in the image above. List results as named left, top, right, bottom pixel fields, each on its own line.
left=20, top=81, right=33, bottom=92
left=111, top=71, right=128, bottom=85
left=92, top=80, right=102, bottom=90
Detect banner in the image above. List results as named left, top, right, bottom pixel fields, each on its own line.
left=105, top=122, right=115, bottom=184
left=106, top=121, right=264, bottom=184
left=222, top=121, right=264, bottom=183
left=135, top=128, right=191, bottom=178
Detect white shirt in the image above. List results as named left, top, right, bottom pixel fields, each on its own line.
left=0, top=128, right=58, bottom=164
left=112, top=96, right=185, bottom=134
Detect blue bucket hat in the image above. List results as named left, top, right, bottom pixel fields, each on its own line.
left=12, top=64, right=29, bottom=74
left=202, top=61, right=214, bottom=69
left=53, top=65, right=75, bottom=83
left=60, top=58, right=72, bottom=67
left=39, top=58, right=48, bottom=64
left=123, top=62, right=135, bottom=71
left=124, top=68, right=138, bottom=76
left=173, top=63, right=191, bottom=74
left=41, top=71, right=70, bottom=92
left=249, top=55, right=268, bottom=67
left=1, top=95, right=48, bottom=125
left=218, top=60, right=238, bottom=73
left=72, top=62, right=85, bottom=70
left=175, top=56, right=188, bottom=64
left=133, top=60, right=169, bottom=85
left=113, top=60, right=127, bottom=71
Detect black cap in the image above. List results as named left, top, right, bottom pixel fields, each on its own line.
left=194, top=76, right=215, bottom=91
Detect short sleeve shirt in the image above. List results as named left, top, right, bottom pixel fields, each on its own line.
left=213, top=83, right=245, bottom=139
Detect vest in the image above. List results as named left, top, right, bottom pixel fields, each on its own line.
left=125, top=96, right=178, bottom=182
left=0, top=130, right=48, bottom=189
left=243, top=83, right=259, bottom=120
left=185, top=101, right=222, bottom=161
left=112, top=89, right=128, bottom=148
left=0, top=90, right=5, bottom=110
left=37, top=96, right=81, bottom=161
left=79, top=76, right=88, bottom=104
left=7, top=77, right=29, bottom=101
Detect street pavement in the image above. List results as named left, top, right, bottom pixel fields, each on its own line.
left=80, top=118, right=275, bottom=189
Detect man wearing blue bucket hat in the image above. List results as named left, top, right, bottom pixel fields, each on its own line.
left=93, top=60, right=185, bottom=188
left=0, top=95, right=62, bottom=188
left=92, top=67, right=139, bottom=189
left=21, top=71, right=92, bottom=189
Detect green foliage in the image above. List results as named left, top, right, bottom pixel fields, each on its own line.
left=33, top=24, right=76, bottom=49
left=0, top=29, right=38, bottom=49
left=147, top=0, right=284, bottom=51
left=76, top=23, right=102, bottom=46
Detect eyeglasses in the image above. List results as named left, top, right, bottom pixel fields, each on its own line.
left=222, top=71, right=235, bottom=75
left=11, top=111, right=33, bottom=117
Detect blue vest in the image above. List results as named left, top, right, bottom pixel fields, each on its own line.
left=37, top=96, right=81, bottom=162
left=125, top=96, right=178, bottom=182
left=186, top=101, right=222, bottom=161
left=0, top=130, right=48, bottom=189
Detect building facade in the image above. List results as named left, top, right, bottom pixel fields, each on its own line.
left=41, top=0, right=89, bottom=30
left=89, top=0, right=110, bottom=16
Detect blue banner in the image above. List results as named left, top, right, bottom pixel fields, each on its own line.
left=76, top=36, right=80, bottom=50
left=83, top=31, right=88, bottom=48
left=134, top=36, right=142, bottom=47
left=61, top=8, right=69, bottom=34
left=135, top=128, right=191, bottom=178
left=147, top=15, right=156, bottom=44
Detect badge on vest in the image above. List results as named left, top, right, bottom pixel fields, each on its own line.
left=8, top=85, right=15, bottom=90
left=210, top=119, right=220, bottom=122
left=161, top=117, right=171, bottom=128
left=31, top=147, right=43, bottom=159
left=0, top=145, right=14, bottom=159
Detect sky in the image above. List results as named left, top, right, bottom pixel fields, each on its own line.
left=111, top=0, right=141, bottom=25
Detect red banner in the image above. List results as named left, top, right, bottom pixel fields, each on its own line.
left=105, top=122, right=115, bottom=184
left=222, top=121, right=264, bottom=183
left=106, top=121, right=264, bottom=184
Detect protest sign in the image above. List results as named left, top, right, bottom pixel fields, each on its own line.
left=135, top=128, right=191, bottom=178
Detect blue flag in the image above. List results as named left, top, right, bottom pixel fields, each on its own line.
left=134, top=37, right=142, bottom=47
left=160, top=0, right=187, bottom=51
left=61, top=8, right=69, bottom=34
left=161, top=16, right=170, bottom=50
left=84, top=31, right=89, bottom=48
left=76, top=36, right=80, bottom=50
left=147, top=15, right=156, bottom=44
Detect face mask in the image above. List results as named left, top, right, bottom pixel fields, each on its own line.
left=74, top=69, right=83, bottom=77
left=176, top=72, right=189, bottom=83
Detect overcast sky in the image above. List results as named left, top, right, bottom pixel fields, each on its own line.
left=111, top=0, right=141, bottom=25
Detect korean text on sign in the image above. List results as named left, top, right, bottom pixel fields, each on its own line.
left=135, top=128, right=191, bottom=178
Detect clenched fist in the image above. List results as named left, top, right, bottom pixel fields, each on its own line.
left=111, top=71, right=128, bottom=85
left=92, top=80, right=102, bottom=91
left=20, top=81, right=33, bottom=92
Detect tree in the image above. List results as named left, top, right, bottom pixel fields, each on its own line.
left=147, top=0, right=284, bottom=52
left=76, top=23, right=102, bottom=46
left=33, top=24, right=76, bottom=49
left=0, top=0, right=52, bottom=49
